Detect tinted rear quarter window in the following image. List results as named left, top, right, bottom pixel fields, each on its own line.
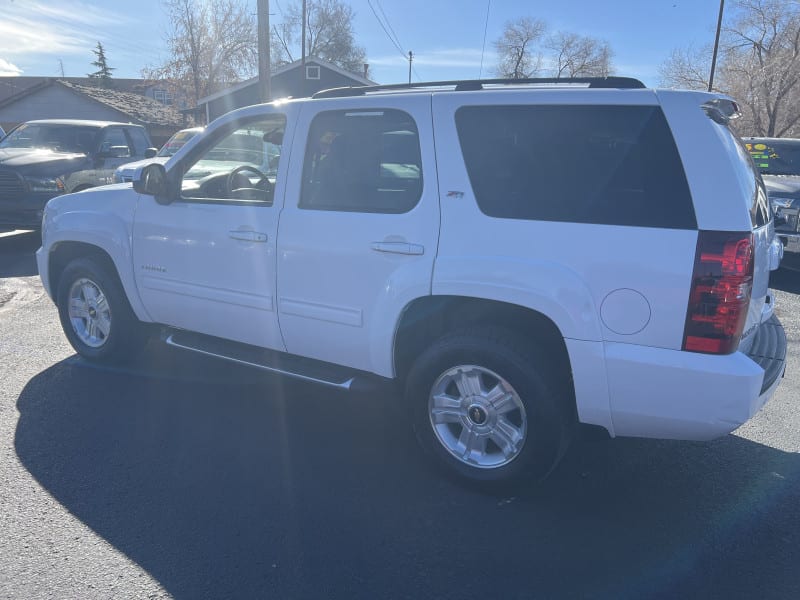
left=455, top=105, right=696, bottom=229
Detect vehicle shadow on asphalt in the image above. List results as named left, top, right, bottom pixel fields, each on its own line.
left=0, top=230, right=40, bottom=278
left=14, top=349, right=800, bottom=600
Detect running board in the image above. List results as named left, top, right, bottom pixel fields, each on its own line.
left=164, top=330, right=358, bottom=390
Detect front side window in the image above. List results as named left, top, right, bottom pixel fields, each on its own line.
left=455, top=104, right=696, bottom=229
left=300, top=109, right=423, bottom=213
left=179, top=115, right=285, bottom=204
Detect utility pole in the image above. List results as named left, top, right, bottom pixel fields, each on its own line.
left=58, top=59, right=65, bottom=78
left=408, top=51, right=413, bottom=85
left=708, top=0, right=725, bottom=92
left=257, top=0, right=271, bottom=102
left=301, top=0, right=307, bottom=68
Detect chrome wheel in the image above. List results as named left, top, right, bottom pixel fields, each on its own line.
left=67, top=277, right=112, bottom=348
left=428, top=365, right=527, bottom=469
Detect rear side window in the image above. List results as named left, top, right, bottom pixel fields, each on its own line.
left=300, top=109, right=423, bottom=213
left=455, top=105, right=697, bottom=229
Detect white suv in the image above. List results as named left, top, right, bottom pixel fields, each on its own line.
left=36, top=78, right=787, bottom=486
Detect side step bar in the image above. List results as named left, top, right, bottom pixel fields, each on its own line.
left=164, top=330, right=362, bottom=390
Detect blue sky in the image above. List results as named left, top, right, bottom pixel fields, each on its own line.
left=0, top=0, right=724, bottom=87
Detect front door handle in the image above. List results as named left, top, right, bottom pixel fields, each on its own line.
left=229, top=230, right=268, bottom=242
left=370, top=241, right=424, bottom=255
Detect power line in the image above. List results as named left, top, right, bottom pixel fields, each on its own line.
left=366, top=0, right=406, bottom=59
left=376, top=0, right=404, bottom=55
left=366, top=0, right=419, bottom=82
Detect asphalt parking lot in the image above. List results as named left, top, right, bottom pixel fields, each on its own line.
left=1, top=230, right=799, bottom=599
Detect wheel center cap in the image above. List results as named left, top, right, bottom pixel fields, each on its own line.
left=467, top=404, right=488, bottom=425
left=88, top=307, right=97, bottom=318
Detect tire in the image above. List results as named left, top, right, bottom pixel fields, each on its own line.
left=56, top=257, right=148, bottom=363
left=405, top=327, right=574, bottom=487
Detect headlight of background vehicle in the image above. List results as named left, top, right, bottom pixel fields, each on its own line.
left=25, top=176, right=65, bottom=193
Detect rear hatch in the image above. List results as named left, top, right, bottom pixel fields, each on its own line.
left=716, top=125, right=777, bottom=354
left=678, top=98, right=785, bottom=390
left=658, top=92, right=781, bottom=359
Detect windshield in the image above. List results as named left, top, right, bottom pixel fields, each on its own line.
left=0, top=123, right=99, bottom=154
left=745, top=140, right=800, bottom=176
left=157, top=129, right=201, bottom=157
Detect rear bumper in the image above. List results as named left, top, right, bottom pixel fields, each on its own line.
left=601, top=315, right=786, bottom=441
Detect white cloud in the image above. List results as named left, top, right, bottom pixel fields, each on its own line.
left=0, top=58, right=22, bottom=76
left=0, top=1, right=129, bottom=58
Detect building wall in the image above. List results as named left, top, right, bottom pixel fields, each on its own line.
left=0, top=85, right=129, bottom=132
left=0, top=85, right=180, bottom=146
left=205, top=64, right=368, bottom=122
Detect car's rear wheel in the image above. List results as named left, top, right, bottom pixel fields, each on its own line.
left=56, top=257, right=147, bottom=363
left=406, top=327, right=574, bottom=487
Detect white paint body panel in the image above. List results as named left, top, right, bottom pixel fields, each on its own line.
left=604, top=341, right=770, bottom=440
left=276, top=95, right=439, bottom=376
left=37, top=185, right=149, bottom=319
left=131, top=198, right=284, bottom=349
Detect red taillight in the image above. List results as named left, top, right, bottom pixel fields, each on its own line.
left=683, top=231, right=754, bottom=354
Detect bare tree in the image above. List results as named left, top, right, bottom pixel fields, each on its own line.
left=659, top=45, right=713, bottom=90
left=723, top=0, right=800, bottom=136
left=146, top=0, right=258, bottom=108
left=494, top=17, right=547, bottom=79
left=660, top=0, right=800, bottom=137
left=546, top=31, right=613, bottom=78
left=271, top=0, right=366, bottom=73
left=495, top=19, right=613, bottom=79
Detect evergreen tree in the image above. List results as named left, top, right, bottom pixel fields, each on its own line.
left=88, top=42, right=114, bottom=87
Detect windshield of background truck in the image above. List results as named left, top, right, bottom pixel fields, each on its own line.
left=0, top=123, right=99, bottom=154
left=746, top=140, right=800, bottom=176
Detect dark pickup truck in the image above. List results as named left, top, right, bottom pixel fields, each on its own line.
left=0, top=119, right=155, bottom=230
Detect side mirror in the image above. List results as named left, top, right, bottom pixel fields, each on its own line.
left=144, top=147, right=158, bottom=158
left=133, top=163, right=172, bottom=203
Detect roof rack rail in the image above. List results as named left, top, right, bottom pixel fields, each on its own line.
left=312, top=76, right=646, bottom=99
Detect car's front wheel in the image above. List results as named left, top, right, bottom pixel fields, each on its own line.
left=406, top=327, right=574, bottom=487
left=56, top=257, right=147, bottom=363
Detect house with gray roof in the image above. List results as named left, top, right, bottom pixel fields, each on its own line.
left=0, top=79, right=187, bottom=146
left=195, top=56, right=375, bottom=123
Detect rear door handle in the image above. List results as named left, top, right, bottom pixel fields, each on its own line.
left=229, top=230, right=268, bottom=242
left=371, top=241, right=424, bottom=255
